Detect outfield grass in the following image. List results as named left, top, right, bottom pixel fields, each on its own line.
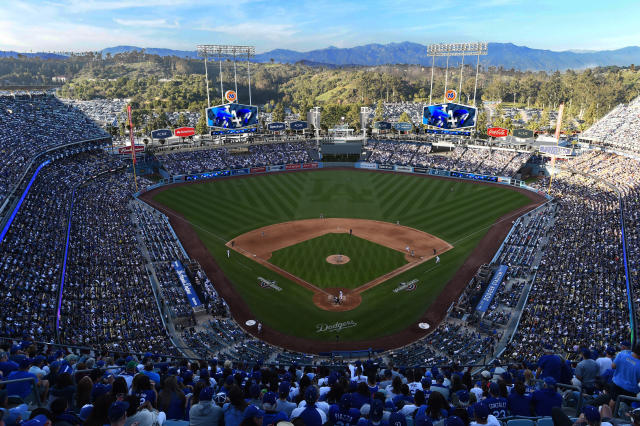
left=269, top=233, right=407, bottom=289
left=152, top=170, right=531, bottom=342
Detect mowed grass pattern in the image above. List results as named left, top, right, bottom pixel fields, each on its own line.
left=269, top=233, right=408, bottom=289
left=153, top=170, right=531, bottom=342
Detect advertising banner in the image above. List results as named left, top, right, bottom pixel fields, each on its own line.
left=356, top=162, right=378, bottom=170
left=395, top=165, right=413, bottom=173
left=423, top=103, right=477, bottom=129
left=498, top=177, right=511, bottom=184
left=413, top=167, right=429, bottom=174
left=539, top=145, right=573, bottom=156
left=151, top=129, right=172, bottom=139
left=250, top=167, right=266, bottom=173
left=378, top=164, right=394, bottom=170
left=172, top=260, right=202, bottom=308
left=374, top=121, right=392, bottom=130
left=289, top=121, right=308, bottom=130
left=394, top=122, right=413, bottom=131
left=118, top=145, right=145, bottom=155
left=285, top=163, right=302, bottom=170
left=206, top=103, right=258, bottom=129
left=429, top=169, right=451, bottom=177
left=487, top=127, right=509, bottom=138
left=513, top=128, right=534, bottom=138
left=302, top=163, right=319, bottom=169
left=476, top=265, right=508, bottom=313
left=268, top=122, right=286, bottom=131
left=268, top=165, right=285, bottom=172
left=231, top=168, right=249, bottom=175
left=175, top=127, right=195, bottom=137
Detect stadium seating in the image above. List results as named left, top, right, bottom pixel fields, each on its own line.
left=581, top=96, right=640, bottom=152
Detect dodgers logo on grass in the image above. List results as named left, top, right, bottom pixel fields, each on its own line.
left=225, top=90, right=237, bottom=102
left=445, top=89, right=457, bottom=102
left=316, top=321, right=357, bottom=333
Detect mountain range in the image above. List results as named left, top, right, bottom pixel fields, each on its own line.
left=3, top=42, right=640, bottom=72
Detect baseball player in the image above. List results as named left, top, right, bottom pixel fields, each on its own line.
left=435, top=256, right=440, bottom=264
left=227, top=249, right=230, bottom=258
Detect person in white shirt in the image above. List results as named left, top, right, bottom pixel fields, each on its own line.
left=596, top=348, right=615, bottom=376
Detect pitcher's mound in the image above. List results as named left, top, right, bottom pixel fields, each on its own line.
left=326, top=254, right=350, bottom=265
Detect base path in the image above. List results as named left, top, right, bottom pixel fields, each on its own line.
left=227, top=218, right=453, bottom=311
left=140, top=167, right=546, bottom=353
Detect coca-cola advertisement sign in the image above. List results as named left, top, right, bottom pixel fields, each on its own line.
left=487, top=127, right=508, bottom=138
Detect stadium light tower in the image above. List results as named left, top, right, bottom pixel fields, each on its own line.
left=426, top=42, right=488, bottom=106
left=196, top=45, right=256, bottom=107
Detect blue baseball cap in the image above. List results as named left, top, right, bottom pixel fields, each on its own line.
left=200, top=387, right=214, bottom=401
left=243, top=405, right=265, bottom=419
left=263, top=391, right=277, bottom=405
left=473, top=403, right=489, bottom=420
left=445, top=416, right=465, bottom=426
left=108, top=401, right=129, bottom=422
left=79, top=405, right=94, bottom=421
left=389, top=412, right=407, bottom=426
left=305, top=386, right=319, bottom=403
left=278, top=381, right=290, bottom=395
left=340, top=393, right=352, bottom=410
left=583, top=406, right=600, bottom=422
left=371, top=399, right=385, bottom=422
left=456, top=390, right=470, bottom=403
left=415, top=407, right=433, bottom=426
left=543, top=376, right=557, bottom=387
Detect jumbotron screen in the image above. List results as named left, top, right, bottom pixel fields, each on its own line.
left=206, top=103, right=258, bottom=129
left=422, top=103, right=477, bottom=129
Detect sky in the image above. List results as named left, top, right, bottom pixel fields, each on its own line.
left=2, top=0, right=640, bottom=53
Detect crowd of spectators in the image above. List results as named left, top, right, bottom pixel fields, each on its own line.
left=158, top=142, right=314, bottom=176
left=0, top=94, right=108, bottom=206
left=59, top=99, right=128, bottom=127
left=3, top=337, right=639, bottom=426
left=581, top=96, right=640, bottom=153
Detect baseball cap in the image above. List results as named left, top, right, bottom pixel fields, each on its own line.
left=489, top=382, right=500, bottom=395
left=339, top=393, right=352, bottom=410
left=79, top=404, right=94, bottom=421
left=21, top=415, right=49, bottom=426
left=473, top=403, right=489, bottom=420
left=415, top=407, right=433, bottom=426
left=200, top=368, right=210, bottom=379
left=370, top=399, right=384, bottom=422
left=244, top=405, right=265, bottom=419
left=200, top=387, right=214, bottom=401
left=214, top=393, right=227, bottom=405
left=480, top=370, right=491, bottom=379
left=92, top=383, right=111, bottom=401
left=543, top=376, right=557, bottom=387
left=444, top=416, right=465, bottom=426
left=126, top=360, right=137, bottom=370
left=305, top=386, right=319, bottom=403
left=19, top=358, right=32, bottom=369
left=583, top=405, right=600, bottom=422
left=279, top=381, right=290, bottom=395
left=263, top=391, right=277, bottom=406
left=456, top=390, right=470, bottom=403
left=108, top=401, right=130, bottom=422
left=389, top=412, right=407, bottom=426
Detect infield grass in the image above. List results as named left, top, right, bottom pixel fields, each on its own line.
left=269, top=233, right=407, bottom=289
left=152, top=169, right=531, bottom=342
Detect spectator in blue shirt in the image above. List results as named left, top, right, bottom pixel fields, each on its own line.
left=531, top=377, right=562, bottom=416
left=5, top=359, right=38, bottom=401
left=507, top=382, right=532, bottom=417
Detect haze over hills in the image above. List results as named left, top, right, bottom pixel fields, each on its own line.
left=2, top=42, right=640, bottom=72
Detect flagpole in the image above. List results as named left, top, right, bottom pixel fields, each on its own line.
left=127, top=105, right=138, bottom=192
left=547, top=103, right=564, bottom=193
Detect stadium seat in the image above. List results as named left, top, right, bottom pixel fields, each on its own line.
left=506, top=420, right=535, bottom=426
left=536, top=417, right=553, bottom=426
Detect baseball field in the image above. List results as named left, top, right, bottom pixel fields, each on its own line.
left=146, top=169, right=539, bottom=351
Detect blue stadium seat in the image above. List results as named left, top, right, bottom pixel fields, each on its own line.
left=163, top=420, right=189, bottom=426
left=506, top=420, right=535, bottom=426
left=536, top=417, right=553, bottom=426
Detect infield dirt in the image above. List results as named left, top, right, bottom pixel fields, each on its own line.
left=226, top=218, right=453, bottom=311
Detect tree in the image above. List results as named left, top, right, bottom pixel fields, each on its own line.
left=176, top=113, right=188, bottom=127
left=476, top=110, right=488, bottom=138
left=373, top=99, right=384, bottom=122
left=196, top=112, right=208, bottom=135
left=272, top=103, right=285, bottom=122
